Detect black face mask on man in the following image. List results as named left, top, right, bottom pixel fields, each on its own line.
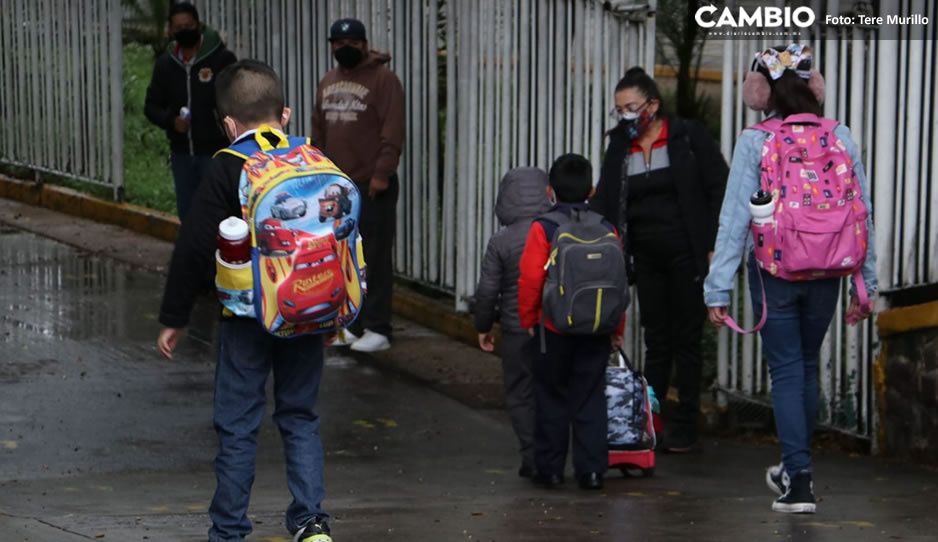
left=334, top=46, right=364, bottom=69
left=174, top=28, right=201, bottom=48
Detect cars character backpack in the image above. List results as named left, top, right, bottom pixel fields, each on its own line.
left=540, top=208, right=628, bottom=336
left=213, top=126, right=366, bottom=338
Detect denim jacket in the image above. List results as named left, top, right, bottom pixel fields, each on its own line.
left=703, top=123, right=878, bottom=307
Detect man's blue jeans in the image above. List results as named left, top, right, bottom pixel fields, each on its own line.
left=208, top=318, right=328, bottom=542
left=170, top=153, right=212, bottom=220
left=748, top=258, right=840, bottom=476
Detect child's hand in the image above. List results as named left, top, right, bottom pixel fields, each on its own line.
left=478, top=332, right=495, bottom=352
left=708, top=306, right=728, bottom=328
left=527, top=328, right=535, bottom=337
left=611, top=333, right=624, bottom=351
left=846, top=294, right=873, bottom=325
left=157, top=327, right=186, bottom=360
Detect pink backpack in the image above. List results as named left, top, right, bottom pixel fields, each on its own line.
left=724, top=113, right=871, bottom=334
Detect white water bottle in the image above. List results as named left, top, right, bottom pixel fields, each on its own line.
left=749, top=190, right=775, bottom=226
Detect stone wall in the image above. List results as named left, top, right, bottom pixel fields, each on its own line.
left=877, top=301, right=938, bottom=463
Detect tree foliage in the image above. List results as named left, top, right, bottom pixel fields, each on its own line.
left=122, top=0, right=172, bottom=56
left=655, top=0, right=710, bottom=119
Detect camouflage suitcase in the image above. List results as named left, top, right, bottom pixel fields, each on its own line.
left=606, top=350, right=656, bottom=477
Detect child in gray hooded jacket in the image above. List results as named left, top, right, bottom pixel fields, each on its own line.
left=474, top=167, right=551, bottom=478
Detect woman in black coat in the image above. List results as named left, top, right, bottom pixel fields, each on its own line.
left=590, top=67, right=729, bottom=452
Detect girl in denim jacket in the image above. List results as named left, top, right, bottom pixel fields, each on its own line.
left=704, top=45, right=877, bottom=515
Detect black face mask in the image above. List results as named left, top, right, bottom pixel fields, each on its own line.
left=334, top=46, right=364, bottom=69
left=174, top=28, right=201, bottom=48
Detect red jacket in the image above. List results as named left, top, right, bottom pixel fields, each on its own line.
left=517, top=207, right=626, bottom=335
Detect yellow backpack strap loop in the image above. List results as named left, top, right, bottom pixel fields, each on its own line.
left=214, top=148, right=250, bottom=160
left=255, top=125, right=290, bottom=151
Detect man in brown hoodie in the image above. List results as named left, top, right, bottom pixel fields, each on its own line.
left=312, top=18, right=405, bottom=352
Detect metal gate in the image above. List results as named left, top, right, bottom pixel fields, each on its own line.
left=716, top=0, right=938, bottom=440
left=0, top=0, right=124, bottom=199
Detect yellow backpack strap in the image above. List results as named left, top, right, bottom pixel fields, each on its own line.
left=213, top=148, right=250, bottom=160
left=254, top=125, right=290, bottom=151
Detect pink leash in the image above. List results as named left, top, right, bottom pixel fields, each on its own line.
left=722, top=269, right=870, bottom=334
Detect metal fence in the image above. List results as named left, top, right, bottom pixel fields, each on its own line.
left=443, top=0, right=656, bottom=311
left=715, top=0, right=938, bottom=440
left=197, top=0, right=656, bottom=361
left=0, top=0, right=124, bottom=199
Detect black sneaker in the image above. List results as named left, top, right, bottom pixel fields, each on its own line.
left=518, top=464, right=536, bottom=479
left=772, top=471, right=817, bottom=514
left=765, top=462, right=786, bottom=496
left=294, top=517, right=332, bottom=542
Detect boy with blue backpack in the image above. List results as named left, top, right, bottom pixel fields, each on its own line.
left=518, top=154, right=630, bottom=490
left=157, top=60, right=341, bottom=542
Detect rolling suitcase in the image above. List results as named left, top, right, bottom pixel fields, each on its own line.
left=606, top=349, right=657, bottom=477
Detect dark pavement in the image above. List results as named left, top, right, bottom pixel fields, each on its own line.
left=1, top=201, right=937, bottom=541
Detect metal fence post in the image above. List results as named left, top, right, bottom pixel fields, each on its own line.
left=110, top=0, right=124, bottom=201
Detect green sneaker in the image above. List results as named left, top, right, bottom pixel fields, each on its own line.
left=293, top=518, right=332, bottom=542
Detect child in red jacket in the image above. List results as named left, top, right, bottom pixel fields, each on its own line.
left=518, top=154, right=627, bottom=491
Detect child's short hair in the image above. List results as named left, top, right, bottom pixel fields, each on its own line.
left=549, top=154, right=593, bottom=203
left=215, top=60, right=285, bottom=125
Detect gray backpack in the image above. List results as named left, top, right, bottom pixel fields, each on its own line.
left=540, top=209, right=628, bottom=335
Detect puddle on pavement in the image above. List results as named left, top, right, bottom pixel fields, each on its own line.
left=0, top=229, right=363, bottom=370
left=0, top=230, right=175, bottom=344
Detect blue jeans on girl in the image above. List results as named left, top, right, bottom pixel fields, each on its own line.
left=748, top=257, right=840, bottom=476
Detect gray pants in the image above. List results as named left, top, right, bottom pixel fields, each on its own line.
left=500, top=331, right=536, bottom=469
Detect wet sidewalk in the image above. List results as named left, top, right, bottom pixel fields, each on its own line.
left=1, top=200, right=937, bottom=541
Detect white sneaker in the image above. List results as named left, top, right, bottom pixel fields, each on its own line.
left=330, top=329, right=359, bottom=347
left=350, top=330, right=391, bottom=352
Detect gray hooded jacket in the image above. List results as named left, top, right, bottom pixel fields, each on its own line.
left=473, top=168, right=551, bottom=335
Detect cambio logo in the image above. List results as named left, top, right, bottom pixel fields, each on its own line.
left=695, top=5, right=816, bottom=28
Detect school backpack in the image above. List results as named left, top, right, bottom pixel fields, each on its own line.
left=751, top=113, right=869, bottom=280
left=540, top=208, right=628, bottom=335
left=605, top=350, right=656, bottom=451
left=213, top=126, right=366, bottom=338
left=725, top=113, right=871, bottom=334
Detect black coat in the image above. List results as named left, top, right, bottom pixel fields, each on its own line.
left=590, top=116, right=729, bottom=279
left=473, top=168, right=551, bottom=334
left=144, top=26, right=237, bottom=156
left=159, top=149, right=243, bottom=328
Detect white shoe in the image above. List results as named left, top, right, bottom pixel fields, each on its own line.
left=330, top=329, right=359, bottom=347
left=350, top=330, right=391, bottom=352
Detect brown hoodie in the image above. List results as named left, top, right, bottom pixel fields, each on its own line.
left=312, top=51, right=405, bottom=186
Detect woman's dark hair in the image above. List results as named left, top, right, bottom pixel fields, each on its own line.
left=614, top=67, right=666, bottom=116
left=770, top=70, right=822, bottom=117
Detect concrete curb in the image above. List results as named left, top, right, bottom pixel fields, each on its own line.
left=877, top=299, right=938, bottom=338
left=0, top=175, right=180, bottom=243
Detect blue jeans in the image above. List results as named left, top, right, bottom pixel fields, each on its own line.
left=170, top=153, right=212, bottom=219
left=209, top=319, right=328, bottom=542
left=748, top=258, right=840, bottom=476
